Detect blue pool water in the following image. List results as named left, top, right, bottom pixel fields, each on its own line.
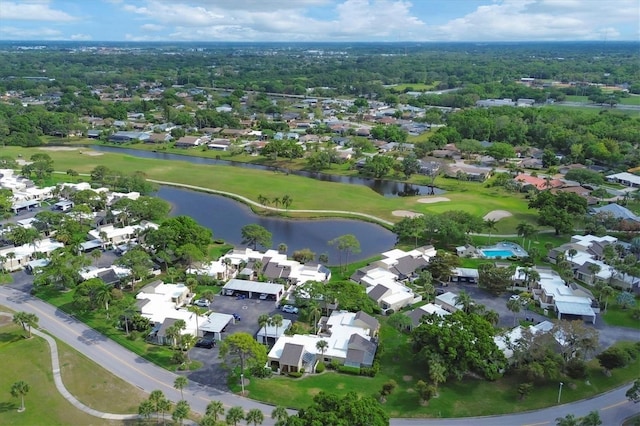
left=482, top=249, right=515, bottom=258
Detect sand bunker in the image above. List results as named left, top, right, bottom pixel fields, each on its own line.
left=417, top=197, right=451, bottom=204
left=81, top=151, right=104, bottom=156
left=39, top=147, right=78, bottom=151
left=483, top=210, right=513, bottom=221
left=392, top=210, right=423, bottom=218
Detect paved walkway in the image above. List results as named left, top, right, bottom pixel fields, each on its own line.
left=0, top=312, right=139, bottom=421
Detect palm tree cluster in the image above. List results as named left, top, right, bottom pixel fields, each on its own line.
left=257, top=313, right=284, bottom=344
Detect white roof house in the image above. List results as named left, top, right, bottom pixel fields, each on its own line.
left=199, top=313, right=235, bottom=341
left=136, top=281, right=208, bottom=339
left=0, top=238, right=64, bottom=272
left=257, top=318, right=293, bottom=344
left=222, top=279, right=285, bottom=301
left=532, top=268, right=596, bottom=324
left=606, top=172, right=640, bottom=187
left=435, top=291, right=464, bottom=313
left=267, top=310, right=378, bottom=372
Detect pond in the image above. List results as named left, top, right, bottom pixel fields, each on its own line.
left=91, top=145, right=443, bottom=197
left=155, top=186, right=397, bottom=265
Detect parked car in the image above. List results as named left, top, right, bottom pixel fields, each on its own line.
left=435, top=288, right=445, bottom=296
left=233, top=313, right=241, bottom=321
left=259, top=293, right=268, bottom=300
left=509, top=294, right=520, bottom=302
left=195, top=337, right=216, bottom=349
left=193, top=299, right=209, bottom=308
left=281, top=305, right=299, bottom=314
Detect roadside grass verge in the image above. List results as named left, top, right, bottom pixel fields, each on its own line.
left=34, top=286, right=201, bottom=372
left=0, top=321, right=122, bottom=425
left=601, top=302, right=640, bottom=330
left=57, top=336, right=148, bottom=413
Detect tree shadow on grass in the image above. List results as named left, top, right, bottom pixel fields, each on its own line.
left=0, top=401, right=17, bottom=413
left=0, top=331, right=22, bottom=344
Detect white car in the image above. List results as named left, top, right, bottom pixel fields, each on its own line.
left=193, top=299, right=210, bottom=307
left=509, top=295, right=520, bottom=302
left=259, top=293, right=268, bottom=300
left=281, top=305, right=299, bottom=314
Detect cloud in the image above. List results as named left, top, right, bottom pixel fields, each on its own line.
left=430, top=0, right=638, bottom=41
left=125, top=0, right=426, bottom=41
left=140, top=23, right=164, bottom=32
left=0, top=1, right=78, bottom=22
left=0, top=25, right=63, bottom=39
left=70, top=33, right=92, bottom=40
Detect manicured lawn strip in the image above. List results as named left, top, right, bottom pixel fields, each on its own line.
left=57, top=337, right=148, bottom=414
left=0, top=322, right=117, bottom=426
left=601, top=304, right=640, bottom=330
left=2, top=146, right=538, bottom=232
left=245, top=332, right=640, bottom=418
left=34, top=287, right=198, bottom=372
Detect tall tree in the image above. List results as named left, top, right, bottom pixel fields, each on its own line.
left=206, top=400, right=225, bottom=422
left=241, top=224, right=273, bottom=250
left=219, top=332, right=268, bottom=379
left=287, top=391, right=388, bottom=426
left=12, top=312, right=38, bottom=338
left=11, top=381, right=30, bottom=412
left=329, top=234, right=361, bottom=272
left=173, top=376, right=188, bottom=400
left=226, top=406, right=245, bottom=426
left=246, top=408, right=265, bottom=426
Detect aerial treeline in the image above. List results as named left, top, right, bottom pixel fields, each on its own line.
left=1, top=42, right=638, bottom=99
left=423, top=106, right=640, bottom=169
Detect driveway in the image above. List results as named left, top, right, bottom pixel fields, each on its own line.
left=186, top=292, right=299, bottom=389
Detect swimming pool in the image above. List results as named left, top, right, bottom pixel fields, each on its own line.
left=481, top=249, right=515, bottom=258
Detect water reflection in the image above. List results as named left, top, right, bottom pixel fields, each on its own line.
left=156, top=186, right=396, bottom=265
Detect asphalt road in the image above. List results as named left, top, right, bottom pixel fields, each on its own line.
left=1, top=285, right=638, bottom=425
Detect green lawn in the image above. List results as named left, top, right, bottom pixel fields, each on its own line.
left=0, top=319, right=125, bottom=426
left=243, top=323, right=640, bottom=418
left=601, top=302, right=640, bottom=330
left=57, top=337, right=148, bottom=414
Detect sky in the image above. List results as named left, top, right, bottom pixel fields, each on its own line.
left=0, top=0, right=638, bottom=42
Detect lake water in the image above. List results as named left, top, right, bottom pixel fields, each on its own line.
left=91, top=145, right=443, bottom=197
left=155, top=186, right=396, bottom=265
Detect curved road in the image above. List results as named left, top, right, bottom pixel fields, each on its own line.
left=1, top=286, right=637, bottom=425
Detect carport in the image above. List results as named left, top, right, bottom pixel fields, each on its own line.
left=12, top=199, right=40, bottom=214
left=222, top=279, right=285, bottom=301
left=554, top=300, right=596, bottom=324
left=200, top=313, right=235, bottom=341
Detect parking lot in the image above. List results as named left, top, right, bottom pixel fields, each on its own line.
left=186, top=291, right=298, bottom=389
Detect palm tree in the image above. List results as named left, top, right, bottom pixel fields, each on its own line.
left=308, top=302, right=321, bottom=334
left=281, top=195, right=292, bottom=210
left=516, top=222, right=537, bottom=249
left=272, top=197, right=281, bottom=209
left=246, top=408, right=265, bottom=425
left=95, top=284, right=113, bottom=319
left=171, top=400, right=190, bottom=426
left=148, top=389, right=165, bottom=423
left=206, top=400, right=225, bottom=422
left=258, top=314, right=272, bottom=343
left=600, top=285, right=615, bottom=311
left=90, top=249, right=102, bottom=267
left=579, top=410, right=602, bottom=426
left=157, top=398, right=172, bottom=426
left=12, top=312, right=38, bottom=338
left=226, top=406, right=245, bottom=426
left=316, top=339, right=328, bottom=360
left=453, top=290, right=473, bottom=314
left=11, top=381, right=30, bottom=412
left=484, top=219, right=498, bottom=244
left=506, top=298, right=521, bottom=326
left=138, top=400, right=154, bottom=421
left=272, top=406, right=289, bottom=425
left=180, top=333, right=196, bottom=365
left=271, top=314, right=284, bottom=340
left=588, top=264, right=602, bottom=285
left=257, top=194, right=268, bottom=208
left=174, top=376, right=188, bottom=400
left=188, top=305, right=207, bottom=337
left=567, top=248, right=577, bottom=262
left=483, top=310, right=500, bottom=326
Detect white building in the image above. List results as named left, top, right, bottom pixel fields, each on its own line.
left=267, top=310, right=379, bottom=373
left=530, top=268, right=597, bottom=324
left=0, top=238, right=64, bottom=271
